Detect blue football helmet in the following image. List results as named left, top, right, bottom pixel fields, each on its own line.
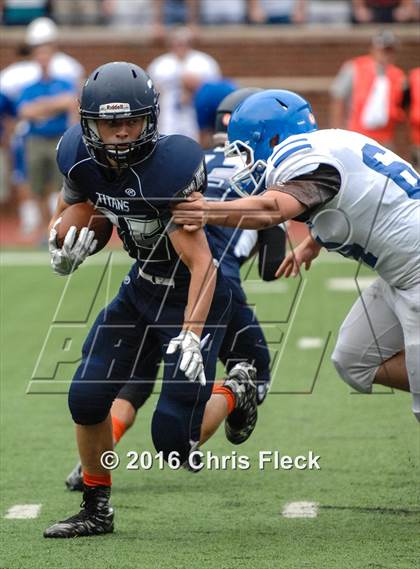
left=226, top=89, right=318, bottom=196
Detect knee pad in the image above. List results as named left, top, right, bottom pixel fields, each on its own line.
left=117, top=379, right=155, bottom=412
left=151, top=408, right=191, bottom=463
left=331, top=348, right=375, bottom=394
left=68, top=382, right=111, bottom=425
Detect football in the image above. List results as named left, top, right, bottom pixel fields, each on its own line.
left=56, top=202, right=113, bottom=254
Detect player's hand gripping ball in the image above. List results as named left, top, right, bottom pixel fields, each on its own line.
left=49, top=202, right=113, bottom=276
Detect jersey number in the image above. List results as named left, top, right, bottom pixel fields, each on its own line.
left=362, top=143, right=420, bottom=199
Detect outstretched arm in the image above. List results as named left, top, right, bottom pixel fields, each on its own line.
left=172, top=190, right=306, bottom=231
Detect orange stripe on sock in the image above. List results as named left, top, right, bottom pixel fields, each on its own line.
left=83, top=472, right=111, bottom=487
left=112, top=415, right=127, bottom=444
left=212, top=385, right=236, bottom=415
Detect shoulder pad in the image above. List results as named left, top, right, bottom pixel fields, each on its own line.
left=154, top=135, right=206, bottom=199
left=56, top=124, right=90, bottom=178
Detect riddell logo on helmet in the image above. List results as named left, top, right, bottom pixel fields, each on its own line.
left=99, top=102, right=131, bottom=115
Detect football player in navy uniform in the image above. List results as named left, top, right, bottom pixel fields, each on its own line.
left=43, top=62, right=258, bottom=538
left=64, top=88, right=287, bottom=493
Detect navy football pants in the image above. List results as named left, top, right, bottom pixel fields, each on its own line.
left=68, top=265, right=232, bottom=462
left=117, top=278, right=271, bottom=409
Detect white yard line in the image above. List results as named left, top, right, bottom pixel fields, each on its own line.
left=243, top=281, right=288, bottom=294
left=0, top=251, right=130, bottom=266
left=327, top=277, right=376, bottom=292
left=282, top=501, right=318, bottom=518
left=5, top=504, right=42, bottom=519
left=297, top=337, right=323, bottom=349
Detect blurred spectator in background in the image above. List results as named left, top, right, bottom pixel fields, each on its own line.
left=0, top=17, right=83, bottom=236
left=52, top=0, right=103, bottom=26
left=148, top=27, right=221, bottom=140
left=308, top=1, right=350, bottom=23
left=193, top=78, right=237, bottom=147
left=196, top=0, right=248, bottom=24
left=415, top=0, right=420, bottom=20
left=404, top=67, right=420, bottom=167
left=0, top=90, right=15, bottom=203
left=101, top=0, right=154, bottom=28
left=330, top=30, right=405, bottom=148
left=1, top=0, right=51, bottom=25
left=248, top=0, right=307, bottom=24
left=16, top=41, right=78, bottom=238
left=24, top=17, right=85, bottom=88
left=0, top=44, right=31, bottom=194
left=99, top=0, right=200, bottom=36
left=161, top=0, right=195, bottom=26
left=351, top=0, right=416, bottom=23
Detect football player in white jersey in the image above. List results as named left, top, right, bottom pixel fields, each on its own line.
left=173, top=89, right=420, bottom=422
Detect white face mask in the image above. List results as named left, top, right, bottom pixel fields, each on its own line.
left=224, top=139, right=267, bottom=197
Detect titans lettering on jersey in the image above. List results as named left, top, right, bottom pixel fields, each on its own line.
left=204, top=148, right=257, bottom=293
left=57, top=124, right=207, bottom=281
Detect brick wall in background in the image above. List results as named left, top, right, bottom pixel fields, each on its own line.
left=1, top=25, right=418, bottom=157
left=2, top=26, right=418, bottom=77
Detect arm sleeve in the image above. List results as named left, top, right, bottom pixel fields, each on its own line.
left=330, top=62, right=354, bottom=99
left=62, top=176, right=87, bottom=204
left=173, top=157, right=207, bottom=199
left=268, top=164, right=341, bottom=222
left=257, top=225, right=287, bottom=281
left=167, top=155, right=207, bottom=233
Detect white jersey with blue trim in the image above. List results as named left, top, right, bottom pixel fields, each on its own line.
left=266, top=129, right=420, bottom=289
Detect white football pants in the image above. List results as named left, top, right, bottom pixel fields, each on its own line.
left=331, top=278, right=420, bottom=421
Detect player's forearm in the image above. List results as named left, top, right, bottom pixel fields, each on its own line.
left=183, top=257, right=217, bottom=338
left=204, top=197, right=281, bottom=229
left=206, top=193, right=303, bottom=230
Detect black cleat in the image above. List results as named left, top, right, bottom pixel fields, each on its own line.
left=65, top=462, right=83, bottom=492
left=224, top=362, right=258, bottom=445
left=44, top=486, right=114, bottom=538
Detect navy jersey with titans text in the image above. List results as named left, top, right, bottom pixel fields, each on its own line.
left=57, top=124, right=207, bottom=282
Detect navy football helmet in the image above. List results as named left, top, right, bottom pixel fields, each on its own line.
left=225, top=89, right=317, bottom=195
left=80, top=61, right=160, bottom=168
left=214, top=87, right=262, bottom=135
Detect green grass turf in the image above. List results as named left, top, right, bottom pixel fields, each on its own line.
left=0, top=251, right=419, bottom=569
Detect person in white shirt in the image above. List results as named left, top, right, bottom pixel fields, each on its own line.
left=147, top=26, right=221, bottom=141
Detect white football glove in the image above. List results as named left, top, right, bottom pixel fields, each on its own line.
left=166, top=331, right=210, bottom=386
left=48, top=217, right=97, bottom=276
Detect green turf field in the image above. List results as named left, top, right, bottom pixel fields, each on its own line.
left=1, top=250, right=419, bottom=569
